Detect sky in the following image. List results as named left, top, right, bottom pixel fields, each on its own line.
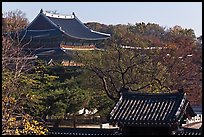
left=2, top=2, right=202, bottom=37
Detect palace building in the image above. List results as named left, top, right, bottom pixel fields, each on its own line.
left=16, top=9, right=111, bottom=65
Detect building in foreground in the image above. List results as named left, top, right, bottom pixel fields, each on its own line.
left=108, top=88, right=198, bottom=135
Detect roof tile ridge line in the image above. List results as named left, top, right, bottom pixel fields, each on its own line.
left=109, top=95, right=123, bottom=118
left=43, top=11, right=74, bottom=19
left=174, top=99, right=189, bottom=121
left=74, top=15, right=111, bottom=37
left=27, top=29, right=59, bottom=31
left=171, top=92, right=186, bottom=120
left=26, top=11, right=41, bottom=30
left=122, top=91, right=177, bottom=96
left=62, top=31, right=109, bottom=41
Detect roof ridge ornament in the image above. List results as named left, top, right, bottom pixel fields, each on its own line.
left=40, top=9, right=43, bottom=13
left=44, top=11, right=74, bottom=19
left=72, top=12, right=75, bottom=17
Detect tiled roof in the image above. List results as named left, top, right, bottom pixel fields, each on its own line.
left=19, top=29, right=62, bottom=39
left=25, top=10, right=110, bottom=40
left=109, top=90, right=196, bottom=126
left=47, top=16, right=110, bottom=40
left=21, top=48, right=72, bottom=62
left=48, top=127, right=122, bottom=135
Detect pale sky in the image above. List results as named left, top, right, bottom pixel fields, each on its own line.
left=2, top=2, right=202, bottom=37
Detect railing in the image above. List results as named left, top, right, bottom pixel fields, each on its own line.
left=45, top=116, right=106, bottom=128
left=60, top=44, right=96, bottom=50
left=61, top=60, right=84, bottom=67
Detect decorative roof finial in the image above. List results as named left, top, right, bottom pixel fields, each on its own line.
left=40, top=9, right=43, bottom=13
left=72, top=12, right=75, bottom=17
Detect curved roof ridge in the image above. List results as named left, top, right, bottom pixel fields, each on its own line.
left=121, top=90, right=185, bottom=98
left=73, top=15, right=111, bottom=37
left=43, top=10, right=75, bottom=19
left=90, top=29, right=111, bottom=36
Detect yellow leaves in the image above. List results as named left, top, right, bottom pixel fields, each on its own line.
left=10, top=97, right=16, bottom=103
left=2, top=97, right=16, bottom=107
left=3, top=111, right=48, bottom=135
left=33, top=120, right=39, bottom=125
left=8, top=117, right=16, bottom=122
left=2, top=96, right=9, bottom=103
left=16, top=116, right=48, bottom=135
left=15, top=128, right=20, bottom=135
left=7, top=117, right=17, bottom=128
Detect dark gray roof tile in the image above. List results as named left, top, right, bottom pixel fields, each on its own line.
left=47, top=15, right=110, bottom=40
left=109, top=90, right=196, bottom=126
left=26, top=11, right=110, bottom=40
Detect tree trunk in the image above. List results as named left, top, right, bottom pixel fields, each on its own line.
left=73, top=114, right=76, bottom=128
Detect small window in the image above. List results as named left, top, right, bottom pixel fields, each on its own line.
left=66, top=42, right=72, bottom=45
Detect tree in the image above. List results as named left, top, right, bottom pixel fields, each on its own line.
left=19, top=62, right=109, bottom=128
left=77, top=46, right=171, bottom=102
left=28, top=64, right=87, bottom=128
left=162, top=26, right=201, bottom=104
left=2, top=10, right=48, bottom=135
left=128, top=22, right=166, bottom=39
left=2, top=36, right=49, bottom=135
left=76, top=23, right=202, bottom=105
left=2, top=9, right=29, bottom=33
